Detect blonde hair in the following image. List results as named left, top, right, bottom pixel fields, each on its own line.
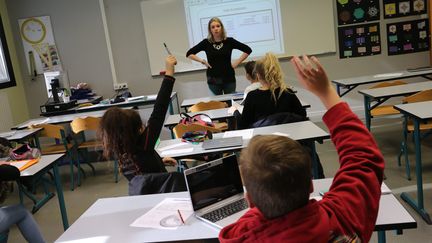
left=254, top=53, right=288, bottom=103
left=207, top=17, right=227, bottom=43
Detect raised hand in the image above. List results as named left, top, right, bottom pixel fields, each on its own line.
left=165, top=55, right=177, bottom=76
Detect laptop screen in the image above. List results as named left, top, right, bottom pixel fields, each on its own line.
left=185, top=155, right=244, bottom=211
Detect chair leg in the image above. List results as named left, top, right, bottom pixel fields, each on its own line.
left=397, top=117, right=411, bottom=180
left=114, top=159, right=119, bottom=183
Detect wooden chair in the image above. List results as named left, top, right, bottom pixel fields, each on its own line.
left=370, top=80, right=407, bottom=117
left=70, top=117, right=119, bottom=183
left=187, top=101, right=229, bottom=130
left=398, top=89, right=432, bottom=180
left=30, top=124, right=80, bottom=190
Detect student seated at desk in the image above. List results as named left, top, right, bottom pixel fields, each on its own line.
left=219, top=56, right=384, bottom=242
left=230, top=53, right=306, bottom=129
left=0, top=163, right=45, bottom=243
left=98, top=56, right=186, bottom=195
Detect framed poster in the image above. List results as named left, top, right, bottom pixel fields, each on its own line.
left=338, top=22, right=381, bottom=58
left=387, top=19, right=429, bottom=55
left=384, top=0, right=427, bottom=19
left=18, top=16, right=62, bottom=75
left=336, top=0, right=380, bottom=25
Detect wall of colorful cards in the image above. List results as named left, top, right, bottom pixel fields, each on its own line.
left=336, top=0, right=429, bottom=59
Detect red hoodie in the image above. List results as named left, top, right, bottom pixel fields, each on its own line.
left=219, top=102, right=385, bottom=243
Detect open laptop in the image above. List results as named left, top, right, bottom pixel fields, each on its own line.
left=184, top=154, right=249, bottom=229
left=202, top=136, right=243, bottom=150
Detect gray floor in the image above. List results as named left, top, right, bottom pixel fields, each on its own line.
left=4, top=116, right=432, bottom=242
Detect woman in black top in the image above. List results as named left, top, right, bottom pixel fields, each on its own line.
left=232, top=53, right=306, bottom=129
left=186, top=17, right=252, bottom=95
left=99, top=56, right=179, bottom=189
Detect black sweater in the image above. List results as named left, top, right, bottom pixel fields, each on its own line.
left=186, top=37, right=252, bottom=82
left=120, top=76, right=175, bottom=181
left=235, top=88, right=306, bottom=129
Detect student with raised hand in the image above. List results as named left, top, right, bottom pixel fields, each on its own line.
left=186, top=17, right=252, bottom=95
left=219, top=55, right=384, bottom=242
left=99, top=56, right=185, bottom=195
left=232, top=52, right=306, bottom=129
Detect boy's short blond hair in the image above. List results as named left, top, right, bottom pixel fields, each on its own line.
left=240, top=135, right=312, bottom=219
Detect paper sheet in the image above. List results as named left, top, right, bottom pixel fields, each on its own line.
left=130, top=198, right=193, bottom=230
left=158, top=142, right=189, bottom=151
left=160, top=148, right=193, bottom=156
left=373, top=73, right=403, bottom=78
left=223, top=129, right=254, bottom=140
left=272, top=132, right=291, bottom=137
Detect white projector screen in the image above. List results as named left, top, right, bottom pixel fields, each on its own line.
left=141, top=0, right=336, bottom=75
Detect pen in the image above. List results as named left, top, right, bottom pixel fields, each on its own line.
left=163, top=42, right=172, bottom=55
left=177, top=209, right=185, bottom=224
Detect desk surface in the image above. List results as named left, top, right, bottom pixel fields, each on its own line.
left=333, top=69, right=432, bottom=86
left=181, top=93, right=244, bottom=108
left=394, top=101, right=432, bottom=120
left=164, top=108, right=232, bottom=127
left=0, top=128, right=42, bottom=141
left=55, top=179, right=416, bottom=243
left=157, top=121, right=329, bottom=158
left=358, top=81, right=432, bottom=98
left=20, top=154, right=64, bottom=177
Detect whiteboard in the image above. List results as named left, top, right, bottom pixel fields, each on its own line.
left=141, top=0, right=336, bottom=75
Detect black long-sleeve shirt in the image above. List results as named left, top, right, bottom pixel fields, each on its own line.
left=186, top=37, right=252, bottom=83
left=235, top=88, right=306, bottom=129
left=120, top=76, right=175, bottom=181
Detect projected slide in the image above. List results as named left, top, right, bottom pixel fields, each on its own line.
left=184, top=0, right=284, bottom=64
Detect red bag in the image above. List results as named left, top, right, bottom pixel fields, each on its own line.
left=9, top=144, right=41, bottom=160
left=179, top=113, right=214, bottom=127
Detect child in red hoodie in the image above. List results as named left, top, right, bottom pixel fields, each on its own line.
left=219, top=55, right=385, bottom=243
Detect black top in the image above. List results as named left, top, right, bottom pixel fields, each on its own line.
left=120, top=76, right=175, bottom=181
left=186, top=37, right=252, bottom=82
left=235, top=88, right=306, bottom=129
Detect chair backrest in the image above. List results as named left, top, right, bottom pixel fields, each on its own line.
left=188, top=100, right=228, bottom=112
left=31, top=123, right=66, bottom=140
left=402, top=89, right=432, bottom=104
left=172, top=123, right=221, bottom=139
left=70, top=116, right=100, bottom=134
left=371, top=80, right=407, bottom=89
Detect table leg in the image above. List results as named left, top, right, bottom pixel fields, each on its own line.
left=53, top=163, right=69, bottom=230
left=363, top=96, right=372, bottom=131
left=400, top=119, right=432, bottom=224
left=377, top=231, right=386, bottom=243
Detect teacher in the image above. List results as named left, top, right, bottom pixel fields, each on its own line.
left=186, top=17, right=252, bottom=95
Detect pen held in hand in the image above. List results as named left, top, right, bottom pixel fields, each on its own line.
left=163, top=42, right=172, bottom=55
left=177, top=209, right=185, bottom=225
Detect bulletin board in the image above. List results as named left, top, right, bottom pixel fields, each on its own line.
left=18, top=16, right=62, bottom=75
left=387, top=18, right=430, bottom=55
left=336, top=0, right=380, bottom=25
left=383, top=0, right=427, bottom=19
left=338, top=22, right=381, bottom=58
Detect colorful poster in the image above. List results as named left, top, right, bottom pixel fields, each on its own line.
left=18, top=16, right=62, bottom=75
left=384, top=0, right=427, bottom=18
left=338, top=23, right=381, bottom=58
left=387, top=19, right=429, bottom=55
left=336, top=0, right=380, bottom=25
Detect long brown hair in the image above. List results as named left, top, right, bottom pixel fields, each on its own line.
left=98, top=107, right=145, bottom=160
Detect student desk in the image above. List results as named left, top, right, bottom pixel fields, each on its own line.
left=55, top=179, right=415, bottom=243
left=157, top=121, right=329, bottom=178
left=394, top=101, right=432, bottom=224
left=181, top=93, right=244, bottom=111
left=19, top=154, right=69, bottom=230
left=358, top=81, right=432, bottom=130
left=0, top=128, right=42, bottom=148
left=332, top=69, right=432, bottom=97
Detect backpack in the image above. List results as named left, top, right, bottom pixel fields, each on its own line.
left=179, top=113, right=214, bottom=127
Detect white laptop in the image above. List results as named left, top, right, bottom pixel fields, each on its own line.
left=183, top=154, right=249, bottom=229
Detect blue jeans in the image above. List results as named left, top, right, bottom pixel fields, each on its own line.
left=208, top=82, right=236, bottom=95
left=0, top=204, right=45, bottom=243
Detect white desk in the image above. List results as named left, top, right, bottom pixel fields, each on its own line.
left=332, top=68, right=432, bottom=97
left=55, top=179, right=416, bottom=243
left=19, top=154, right=69, bottom=230
left=0, top=128, right=42, bottom=141
left=358, top=81, right=432, bottom=130
left=394, top=101, right=432, bottom=224
left=181, top=93, right=244, bottom=110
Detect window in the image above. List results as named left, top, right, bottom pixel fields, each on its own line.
left=0, top=14, right=16, bottom=89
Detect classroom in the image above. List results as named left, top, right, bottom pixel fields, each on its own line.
left=0, top=0, right=431, bottom=242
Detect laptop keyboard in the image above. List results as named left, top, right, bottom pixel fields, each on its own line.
left=201, top=199, right=248, bottom=222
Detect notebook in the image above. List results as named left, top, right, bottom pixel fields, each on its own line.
left=202, top=136, right=243, bottom=150
left=184, top=154, right=248, bottom=228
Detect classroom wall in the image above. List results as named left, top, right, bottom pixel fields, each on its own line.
left=5, top=0, right=430, bottom=119
left=0, top=0, right=29, bottom=130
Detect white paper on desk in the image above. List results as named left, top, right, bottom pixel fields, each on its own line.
left=231, top=99, right=244, bottom=114
left=373, top=73, right=403, bottom=78
left=130, top=198, right=193, bottom=230
left=24, top=118, right=50, bottom=128
left=272, top=132, right=291, bottom=137
left=158, top=142, right=189, bottom=151
left=223, top=129, right=253, bottom=140
left=161, top=148, right=193, bottom=156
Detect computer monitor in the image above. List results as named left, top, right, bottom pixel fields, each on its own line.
left=43, top=71, right=70, bottom=103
